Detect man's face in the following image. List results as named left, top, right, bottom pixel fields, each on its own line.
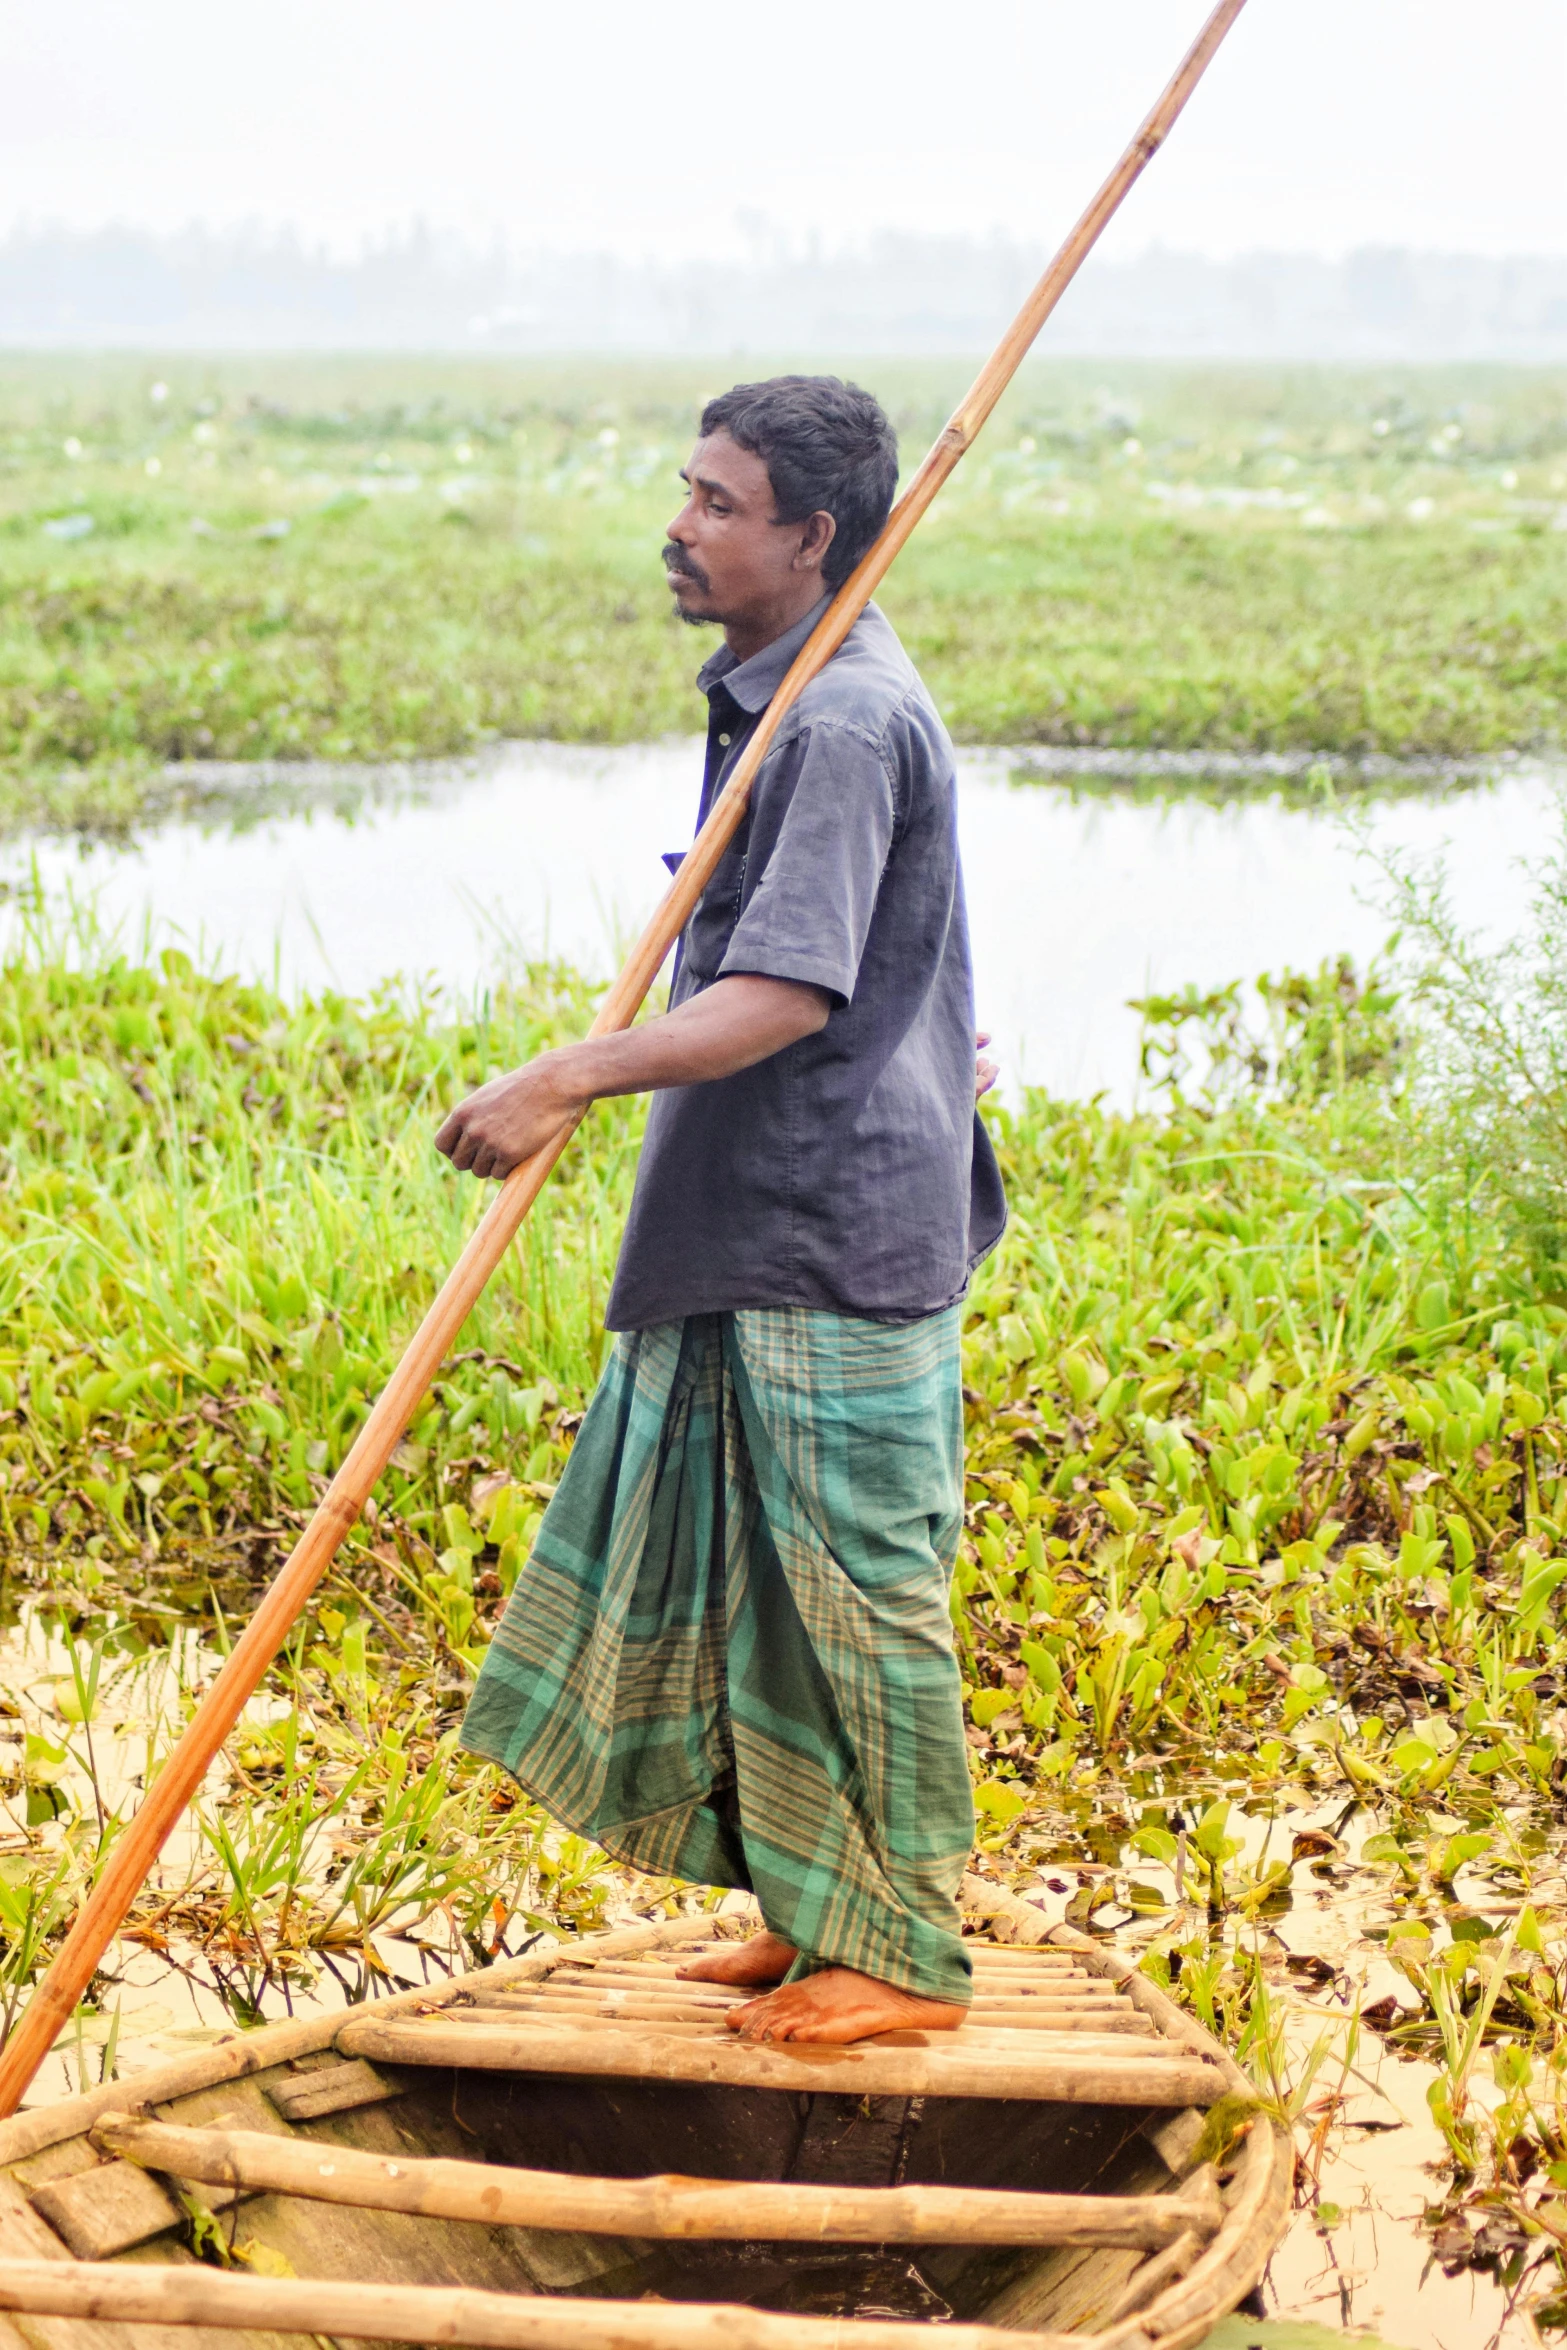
left=663, top=430, right=828, bottom=630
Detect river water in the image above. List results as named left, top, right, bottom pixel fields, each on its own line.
left=3, top=744, right=1559, bottom=1103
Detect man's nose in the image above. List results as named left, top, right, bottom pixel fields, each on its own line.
left=666, top=497, right=697, bottom=544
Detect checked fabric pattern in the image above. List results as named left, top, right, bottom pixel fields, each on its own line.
left=460, top=1305, right=976, bottom=2005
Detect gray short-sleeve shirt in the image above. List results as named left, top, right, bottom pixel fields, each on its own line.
left=604, top=598, right=1005, bottom=1331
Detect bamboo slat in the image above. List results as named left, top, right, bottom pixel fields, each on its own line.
left=334, top=2014, right=1223, bottom=2106
left=1102, top=2228, right=1204, bottom=2325
left=582, top=1955, right=1086, bottom=1977
left=0, top=2262, right=1092, bottom=2350
left=485, top=1975, right=1126, bottom=2004
left=436, top=2012, right=1160, bottom=2056
left=461, top=1996, right=1154, bottom=2037
left=0, top=1914, right=720, bottom=2170
left=92, top=2113, right=1224, bottom=2251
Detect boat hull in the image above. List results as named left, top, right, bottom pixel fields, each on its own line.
left=0, top=1892, right=1291, bottom=2347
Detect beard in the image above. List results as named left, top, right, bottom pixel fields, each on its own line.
left=662, top=542, right=718, bottom=624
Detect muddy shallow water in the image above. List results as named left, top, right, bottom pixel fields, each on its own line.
left=2, top=745, right=1560, bottom=1103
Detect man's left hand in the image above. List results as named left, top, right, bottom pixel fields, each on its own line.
left=975, top=1031, right=999, bottom=1101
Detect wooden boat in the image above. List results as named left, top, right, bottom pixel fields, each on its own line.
left=0, top=1884, right=1291, bottom=2349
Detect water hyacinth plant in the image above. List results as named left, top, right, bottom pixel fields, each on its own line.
left=6, top=909, right=1567, bottom=2305
left=0, top=352, right=1563, bottom=835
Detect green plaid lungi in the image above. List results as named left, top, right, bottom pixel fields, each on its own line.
left=460, top=1305, right=975, bottom=2005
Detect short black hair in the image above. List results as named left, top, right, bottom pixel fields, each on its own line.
left=699, top=375, right=898, bottom=589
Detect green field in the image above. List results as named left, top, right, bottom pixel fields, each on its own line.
left=1, top=353, right=1564, bottom=832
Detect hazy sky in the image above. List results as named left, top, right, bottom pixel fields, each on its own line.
left=3, top=0, right=1563, bottom=262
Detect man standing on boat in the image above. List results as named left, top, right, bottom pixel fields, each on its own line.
left=436, top=376, right=1005, bottom=2044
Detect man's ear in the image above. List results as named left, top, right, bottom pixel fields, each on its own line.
left=795, top=509, right=836, bottom=572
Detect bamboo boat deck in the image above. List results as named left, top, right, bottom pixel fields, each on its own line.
left=0, top=1894, right=1294, bottom=2350
left=336, top=1941, right=1227, bottom=2109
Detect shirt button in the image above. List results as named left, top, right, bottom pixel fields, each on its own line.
left=718, top=732, right=731, bottom=746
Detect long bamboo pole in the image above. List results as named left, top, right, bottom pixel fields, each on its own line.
left=0, top=0, right=1249, bottom=2119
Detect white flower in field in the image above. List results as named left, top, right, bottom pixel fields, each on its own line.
left=192, top=422, right=216, bottom=445
left=1442, top=422, right=1462, bottom=443
left=1121, top=436, right=1142, bottom=458
left=150, top=381, right=168, bottom=404
left=62, top=436, right=82, bottom=458
left=598, top=427, right=620, bottom=449
left=1500, top=470, right=1519, bottom=490
left=144, top=457, right=161, bottom=477
left=1018, top=436, right=1036, bottom=456
left=453, top=442, right=474, bottom=463
left=42, top=512, right=93, bottom=539
left=1301, top=506, right=1334, bottom=530
left=252, top=519, right=290, bottom=540
left=1371, top=418, right=1390, bottom=437
left=1407, top=496, right=1435, bottom=522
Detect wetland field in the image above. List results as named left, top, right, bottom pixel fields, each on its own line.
left=3, top=353, right=1567, bottom=2347
left=0, top=351, right=1564, bottom=830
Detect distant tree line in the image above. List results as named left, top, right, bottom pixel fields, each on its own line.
left=2, top=221, right=1564, bottom=357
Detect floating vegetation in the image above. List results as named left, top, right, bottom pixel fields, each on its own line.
left=0, top=354, right=1563, bottom=835
left=1, top=932, right=1565, bottom=2012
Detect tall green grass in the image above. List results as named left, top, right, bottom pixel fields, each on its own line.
left=0, top=354, right=1563, bottom=832
left=0, top=906, right=642, bottom=1618
left=2, top=914, right=1563, bottom=1821
left=5, top=921, right=1567, bottom=2253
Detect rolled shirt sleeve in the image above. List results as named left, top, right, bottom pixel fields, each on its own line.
left=717, top=723, right=895, bottom=1007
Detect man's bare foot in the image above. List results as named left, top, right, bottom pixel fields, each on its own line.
left=677, top=1929, right=799, bottom=1987
left=726, top=1965, right=966, bottom=2043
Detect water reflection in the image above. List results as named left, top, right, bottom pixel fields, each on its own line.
left=1, top=745, right=1560, bottom=1104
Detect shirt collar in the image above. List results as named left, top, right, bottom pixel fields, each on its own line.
left=695, top=595, right=834, bottom=714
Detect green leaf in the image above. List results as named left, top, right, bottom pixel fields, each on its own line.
left=973, top=1778, right=1027, bottom=1824
left=1192, top=1798, right=1231, bottom=1860
left=969, top=1686, right=1016, bottom=1728
left=1133, top=1823, right=1179, bottom=1866
left=1019, top=1640, right=1061, bottom=1693
left=1416, top=1279, right=1452, bottom=1331
left=1432, top=1831, right=1491, bottom=1883
left=1095, top=1484, right=1141, bottom=1535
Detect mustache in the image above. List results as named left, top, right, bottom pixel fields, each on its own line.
left=662, top=543, right=711, bottom=592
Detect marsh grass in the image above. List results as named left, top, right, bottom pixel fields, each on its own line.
left=1370, top=786, right=1567, bottom=1292
left=0, top=354, right=1563, bottom=832
left=9, top=919, right=1567, bottom=2289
